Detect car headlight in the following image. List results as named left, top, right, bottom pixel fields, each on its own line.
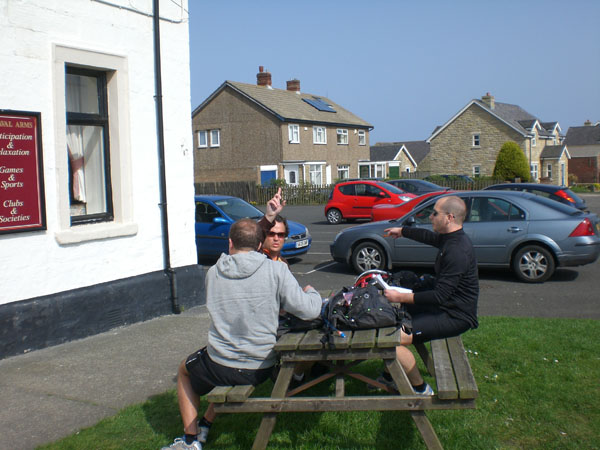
left=304, top=227, right=311, bottom=238
left=334, top=231, right=343, bottom=242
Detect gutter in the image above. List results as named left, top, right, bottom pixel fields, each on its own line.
left=153, top=0, right=180, bottom=314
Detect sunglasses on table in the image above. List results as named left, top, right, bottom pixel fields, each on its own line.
left=267, top=231, right=286, bottom=238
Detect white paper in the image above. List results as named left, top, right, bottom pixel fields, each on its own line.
left=373, top=274, right=413, bottom=293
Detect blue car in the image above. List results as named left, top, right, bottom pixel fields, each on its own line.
left=195, top=195, right=311, bottom=259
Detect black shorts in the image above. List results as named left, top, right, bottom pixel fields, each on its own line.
left=185, top=347, right=274, bottom=396
left=407, top=304, right=470, bottom=345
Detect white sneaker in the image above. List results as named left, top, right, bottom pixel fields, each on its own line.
left=415, top=383, right=434, bottom=396
left=161, top=437, right=202, bottom=450
left=197, top=425, right=210, bottom=444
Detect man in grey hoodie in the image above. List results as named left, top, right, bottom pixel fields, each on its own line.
left=162, top=218, right=321, bottom=450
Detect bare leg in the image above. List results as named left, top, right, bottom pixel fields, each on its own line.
left=390, top=330, right=424, bottom=387
left=177, top=360, right=201, bottom=435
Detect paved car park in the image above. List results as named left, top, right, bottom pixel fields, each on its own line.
left=280, top=194, right=600, bottom=319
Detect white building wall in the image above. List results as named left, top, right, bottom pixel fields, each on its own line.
left=0, top=0, right=196, bottom=304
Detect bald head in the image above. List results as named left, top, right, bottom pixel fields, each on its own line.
left=439, top=196, right=467, bottom=225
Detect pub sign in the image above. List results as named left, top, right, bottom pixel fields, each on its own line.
left=0, top=110, right=46, bottom=234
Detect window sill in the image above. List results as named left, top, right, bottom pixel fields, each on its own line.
left=55, top=222, right=138, bottom=245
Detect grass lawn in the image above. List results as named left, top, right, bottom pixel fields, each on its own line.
left=38, top=317, right=600, bottom=449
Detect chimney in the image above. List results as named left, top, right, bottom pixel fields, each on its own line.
left=286, top=79, right=300, bottom=92
left=482, top=92, right=495, bottom=109
left=584, top=119, right=592, bottom=126
left=256, top=66, right=272, bottom=87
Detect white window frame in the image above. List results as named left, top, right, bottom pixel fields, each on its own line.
left=210, top=129, right=220, bottom=147
left=313, top=126, right=327, bottom=144
left=472, top=133, right=481, bottom=147
left=531, top=134, right=537, bottom=147
left=336, top=128, right=348, bottom=145
left=546, top=163, right=552, bottom=179
left=473, top=165, right=481, bottom=177
left=309, top=164, right=323, bottom=185
left=288, top=124, right=300, bottom=143
left=337, top=164, right=349, bottom=180
left=197, top=130, right=207, bottom=148
left=530, top=163, right=539, bottom=180
left=52, top=44, right=136, bottom=244
left=358, top=130, right=366, bottom=146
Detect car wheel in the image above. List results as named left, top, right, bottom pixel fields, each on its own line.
left=352, top=242, right=387, bottom=273
left=512, top=245, right=555, bottom=283
left=326, top=208, right=342, bottom=224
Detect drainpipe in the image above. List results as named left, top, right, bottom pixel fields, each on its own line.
left=153, top=0, right=180, bottom=314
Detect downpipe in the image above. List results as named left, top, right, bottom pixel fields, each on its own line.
left=153, top=0, right=180, bottom=314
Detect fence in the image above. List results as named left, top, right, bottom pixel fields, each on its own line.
left=194, top=178, right=504, bottom=205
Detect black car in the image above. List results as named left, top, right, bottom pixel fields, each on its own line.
left=483, top=183, right=587, bottom=211
left=386, top=179, right=450, bottom=194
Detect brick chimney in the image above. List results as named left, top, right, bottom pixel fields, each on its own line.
left=481, top=92, right=495, bottom=109
left=286, top=79, right=300, bottom=92
left=256, top=66, right=272, bottom=87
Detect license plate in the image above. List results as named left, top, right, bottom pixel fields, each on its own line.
left=295, top=239, right=308, bottom=248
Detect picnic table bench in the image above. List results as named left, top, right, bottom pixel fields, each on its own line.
left=207, top=327, right=478, bottom=449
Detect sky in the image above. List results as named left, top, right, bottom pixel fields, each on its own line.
left=187, top=0, right=600, bottom=144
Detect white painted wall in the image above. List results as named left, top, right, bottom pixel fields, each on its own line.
left=0, top=0, right=196, bottom=304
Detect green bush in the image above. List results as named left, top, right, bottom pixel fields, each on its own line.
left=493, top=141, right=530, bottom=181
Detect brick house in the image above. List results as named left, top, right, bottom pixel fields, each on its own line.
left=564, top=121, right=600, bottom=183
left=368, top=141, right=430, bottom=178
left=423, top=93, right=568, bottom=183
left=192, top=67, right=373, bottom=186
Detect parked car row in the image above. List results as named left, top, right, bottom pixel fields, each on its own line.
left=330, top=190, right=600, bottom=283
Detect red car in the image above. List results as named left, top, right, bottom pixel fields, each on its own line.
left=325, top=180, right=417, bottom=224
left=371, top=191, right=450, bottom=222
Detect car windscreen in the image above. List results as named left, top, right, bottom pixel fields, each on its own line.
left=527, top=194, right=584, bottom=215
left=378, top=182, right=407, bottom=194
left=213, top=198, right=263, bottom=220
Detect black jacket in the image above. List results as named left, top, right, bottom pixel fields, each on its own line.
left=401, top=227, right=479, bottom=328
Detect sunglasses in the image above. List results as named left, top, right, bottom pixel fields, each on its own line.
left=432, top=209, right=454, bottom=218
left=267, top=231, right=286, bottom=239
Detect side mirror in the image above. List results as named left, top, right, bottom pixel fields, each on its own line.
left=213, top=217, right=228, bottom=224
left=404, top=216, right=416, bottom=227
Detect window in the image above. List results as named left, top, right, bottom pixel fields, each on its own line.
left=531, top=134, right=537, bottom=147
left=210, top=129, right=220, bottom=147
left=336, top=128, right=348, bottom=145
left=337, top=165, right=349, bottom=180
left=309, top=164, right=323, bottom=184
left=288, top=124, right=299, bottom=143
left=547, top=163, right=552, bottom=179
left=472, top=134, right=480, bottom=147
left=197, top=130, right=207, bottom=148
left=358, top=130, right=366, bottom=146
left=530, top=163, right=539, bottom=180
left=469, top=197, right=525, bottom=222
left=195, top=202, right=220, bottom=223
left=339, top=184, right=355, bottom=195
left=313, top=126, right=327, bottom=144
left=473, top=165, right=481, bottom=177
left=66, top=67, right=113, bottom=224
left=53, top=45, right=136, bottom=244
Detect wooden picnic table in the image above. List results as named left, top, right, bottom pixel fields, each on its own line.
left=208, top=327, right=478, bottom=449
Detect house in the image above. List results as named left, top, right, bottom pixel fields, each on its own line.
left=368, top=141, right=430, bottom=178
left=192, top=67, right=373, bottom=186
left=564, top=121, right=600, bottom=183
left=0, top=0, right=200, bottom=359
left=423, top=93, right=568, bottom=184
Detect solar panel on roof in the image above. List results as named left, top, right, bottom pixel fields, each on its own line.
left=303, top=97, right=336, bottom=113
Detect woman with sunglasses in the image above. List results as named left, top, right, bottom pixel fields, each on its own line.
left=258, top=187, right=290, bottom=264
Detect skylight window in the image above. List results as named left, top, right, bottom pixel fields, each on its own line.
left=303, top=96, right=336, bottom=113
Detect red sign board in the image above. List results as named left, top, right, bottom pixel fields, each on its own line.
left=0, top=110, right=46, bottom=234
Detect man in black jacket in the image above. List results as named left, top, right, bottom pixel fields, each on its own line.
left=383, top=195, right=479, bottom=395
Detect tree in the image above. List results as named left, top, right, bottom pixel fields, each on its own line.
left=493, top=141, right=530, bottom=181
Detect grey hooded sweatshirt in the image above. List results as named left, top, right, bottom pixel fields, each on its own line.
left=206, top=251, right=322, bottom=370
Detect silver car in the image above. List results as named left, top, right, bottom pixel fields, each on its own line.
left=330, top=191, right=600, bottom=283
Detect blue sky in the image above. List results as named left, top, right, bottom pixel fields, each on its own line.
left=188, top=0, right=599, bottom=144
